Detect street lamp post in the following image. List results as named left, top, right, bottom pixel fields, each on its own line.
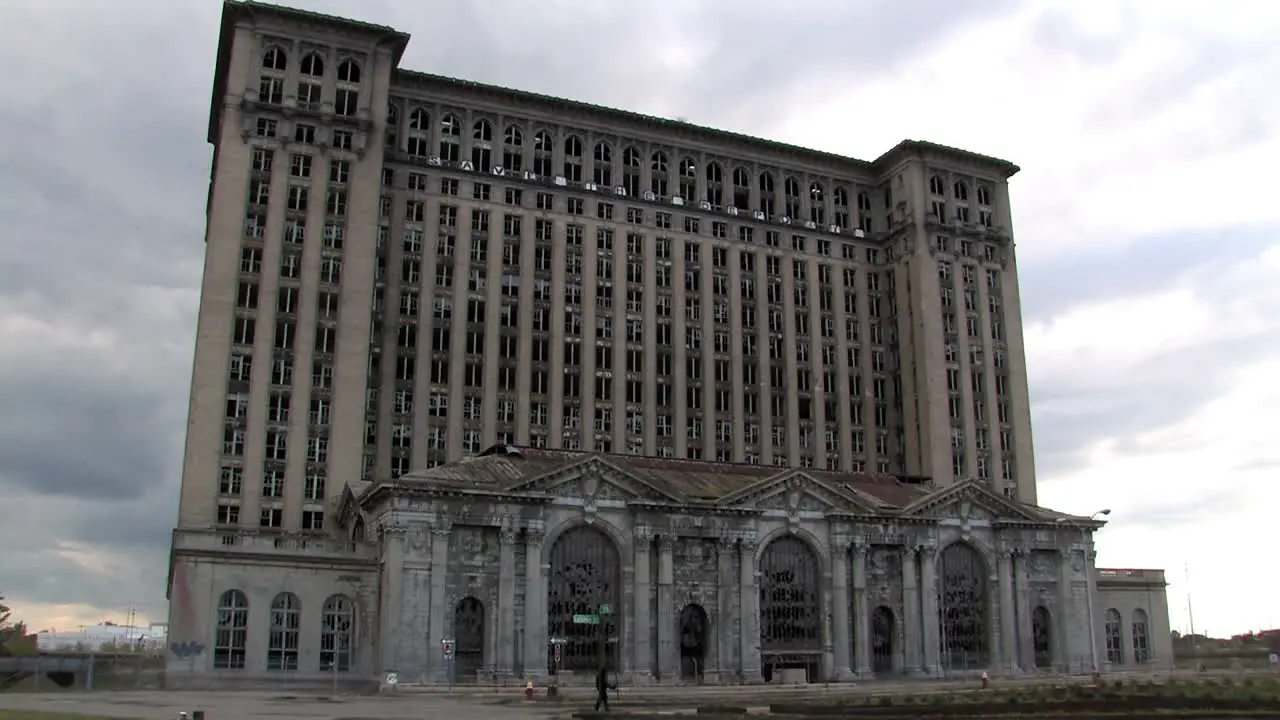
left=1057, top=509, right=1110, bottom=675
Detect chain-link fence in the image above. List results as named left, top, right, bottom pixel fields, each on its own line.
left=0, top=652, right=165, bottom=692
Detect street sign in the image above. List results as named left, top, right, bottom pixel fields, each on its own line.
left=572, top=614, right=600, bottom=625
left=598, top=603, right=613, bottom=615
left=441, top=639, right=455, bottom=659
left=553, top=642, right=563, bottom=663
left=384, top=671, right=399, bottom=686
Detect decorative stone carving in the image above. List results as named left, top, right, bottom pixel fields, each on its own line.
left=500, top=528, right=520, bottom=546
left=658, top=534, right=676, bottom=554
left=1026, top=550, right=1056, bottom=581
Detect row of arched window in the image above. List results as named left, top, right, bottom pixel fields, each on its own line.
left=1104, top=607, right=1152, bottom=665
left=262, top=47, right=362, bottom=84
left=213, top=589, right=357, bottom=672
left=928, top=175, right=993, bottom=206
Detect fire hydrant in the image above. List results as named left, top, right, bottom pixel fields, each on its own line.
left=525, top=680, right=535, bottom=700
left=981, top=671, right=990, bottom=690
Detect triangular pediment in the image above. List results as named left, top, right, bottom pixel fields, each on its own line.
left=901, top=479, right=1039, bottom=521
left=717, top=469, right=878, bottom=514
left=504, top=455, right=685, bottom=503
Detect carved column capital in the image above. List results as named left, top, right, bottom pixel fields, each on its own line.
left=380, top=522, right=408, bottom=537
left=500, top=528, right=520, bottom=546
left=429, top=520, right=452, bottom=537
left=524, top=526, right=544, bottom=546
left=634, top=524, right=655, bottom=544
left=831, top=535, right=852, bottom=554
left=717, top=534, right=738, bottom=551
left=915, top=541, right=937, bottom=558
left=740, top=535, right=760, bottom=552
left=657, top=533, right=676, bottom=554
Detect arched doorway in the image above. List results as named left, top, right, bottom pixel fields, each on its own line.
left=871, top=606, right=895, bottom=674
left=938, top=543, right=990, bottom=670
left=1031, top=606, right=1052, bottom=668
left=453, top=597, right=485, bottom=682
left=546, top=525, right=622, bottom=673
left=679, top=604, right=709, bottom=679
left=758, top=536, right=821, bottom=682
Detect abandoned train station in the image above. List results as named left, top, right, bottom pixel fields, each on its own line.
left=166, top=447, right=1172, bottom=685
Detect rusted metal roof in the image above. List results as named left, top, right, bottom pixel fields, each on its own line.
left=396, top=445, right=931, bottom=507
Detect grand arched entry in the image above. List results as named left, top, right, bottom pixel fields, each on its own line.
left=1031, top=606, right=1052, bottom=668
left=758, top=536, right=821, bottom=682
left=871, top=606, right=895, bottom=674
left=938, top=543, right=990, bottom=670
left=546, top=525, right=621, bottom=673
left=679, top=604, right=709, bottom=679
left=453, top=597, right=485, bottom=681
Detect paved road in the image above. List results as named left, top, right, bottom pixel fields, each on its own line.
left=0, top=690, right=567, bottom=720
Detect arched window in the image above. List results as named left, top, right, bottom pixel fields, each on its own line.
left=938, top=542, right=989, bottom=669
left=1031, top=606, right=1052, bottom=668
left=678, top=604, right=709, bottom=679
left=321, top=595, right=355, bottom=672
left=783, top=177, right=802, bottom=219
left=438, top=114, right=461, bottom=164
left=757, top=172, right=775, bottom=216
left=704, top=162, right=723, bottom=207
left=832, top=186, right=850, bottom=229
left=472, top=119, right=493, bottom=172
left=336, top=59, right=361, bottom=84
left=759, top=536, right=821, bottom=682
left=1104, top=608, right=1124, bottom=665
left=678, top=157, right=697, bottom=200
left=621, top=147, right=641, bottom=197
left=454, top=597, right=485, bottom=680
left=732, top=167, right=750, bottom=210
left=351, top=516, right=366, bottom=543
left=563, top=135, right=584, bottom=182
left=384, top=103, right=400, bottom=150
left=213, top=589, right=248, bottom=669
left=976, top=185, right=992, bottom=206
left=650, top=152, right=669, bottom=196
left=871, top=606, right=895, bottom=674
left=406, top=108, right=430, bottom=158
left=1131, top=609, right=1150, bottom=663
left=546, top=525, right=621, bottom=672
left=262, top=47, right=287, bottom=71
left=502, top=125, right=523, bottom=172
left=532, top=130, right=553, bottom=176
left=592, top=141, right=612, bottom=186
left=299, top=53, right=324, bottom=77
left=267, top=592, right=300, bottom=670
left=809, top=182, right=826, bottom=225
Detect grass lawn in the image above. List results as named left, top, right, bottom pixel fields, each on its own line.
left=0, top=711, right=111, bottom=720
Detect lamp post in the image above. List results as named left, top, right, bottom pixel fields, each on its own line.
left=1057, top=509, right=1110, bottom=675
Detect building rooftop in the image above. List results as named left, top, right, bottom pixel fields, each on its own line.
left=211, top=1, right=1020, bottom=179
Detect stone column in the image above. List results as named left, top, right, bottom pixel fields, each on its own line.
left=427, top=519, right=451, bottom=682
left=522, top=527, right=546, bottom=679
left=900, top=548, right=921, bottom=672
left=633, top=527, right=653, bottom=681
left=831, top=538, right=854, bottom=680
left=987, top=567, right=1003, bottom=672
left=657, top=534, right=676, bottom=680
left=1055, top=549, right=1073, bottom=672
left=822, top=564, right=836, bottom=681
left=739, top=537, right=762, bottom=681
left=717, top=536, right=737, bottom=680
left=498, top=527, right=518, bottom=675
left=998, top=550, right=1017, bottom=672
left=919, top=545, right=941, bottom=675
left=852, top=543, right=872, bottom=676
left=1015, top=552, right=1034, bottom=671
left=378, top=524, right=407, bottom=674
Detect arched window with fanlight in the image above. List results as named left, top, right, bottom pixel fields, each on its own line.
left=213, top=589, right=248, bottom=670
left=1104, top=608, right=1124, bottom=665
left=267, top=592, right=300, bottom=670
left=320, top=594, right=356, bottom=672
left=1131, top=609, right=1150, bottom=664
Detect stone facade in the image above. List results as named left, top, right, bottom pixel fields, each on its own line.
left=165, top=447, right=1173, bottom=686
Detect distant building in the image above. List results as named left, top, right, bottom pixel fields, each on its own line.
left=36, top=624, right=168, bottom=652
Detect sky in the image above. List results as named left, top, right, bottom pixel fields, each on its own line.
left=0, top=0, right=1277, bottom=639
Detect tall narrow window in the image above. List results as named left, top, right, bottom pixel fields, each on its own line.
left=213, top=589, right=249, bottom=669
left=320, top=595, right=355, bottom=671
left=267, top=593, right=300, bottom=670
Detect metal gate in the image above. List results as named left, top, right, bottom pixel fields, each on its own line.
left=453, top=597, right=485, bottom=682
left=758, top=536, right=821, bottom=682
left=546, top=525, right=621, bottom=673
left=938, top=543, right=990, bottom=669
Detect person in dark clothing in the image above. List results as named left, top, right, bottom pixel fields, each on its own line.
left=594, top=664, right=610, bottom=712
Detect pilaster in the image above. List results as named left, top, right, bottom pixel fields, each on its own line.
left=1055, top=548, right=1072, bottom=671
left=522, top=526, right=546, bottom=679
left=656, top=534, right=676, bottom=679
left=716, top=535, right=737, bottom=680
left=987, top=566, right=1003, bottom=672
left=426, top=518, right=451, bottom=682
left=919, top=544, right=941, bottom=675
left=900, top=547, right=921, bottom=672
left=497, top=526, right=518, bottom=674
left=632, top=526, right=653, bottom=680
left=378, top=523, right=407, bottom=674
left=998, top=549, right=1017, bottom=672
left=851, top=542, right=872, bottom=676
left=1014, top=551, right=1034, bottom=671
left=830, top=537, right=855, bottom=681
left=739, top=537, right=762, bottom=681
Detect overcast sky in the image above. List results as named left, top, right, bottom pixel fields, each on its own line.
left=0, top=0, right=1277, bottom=638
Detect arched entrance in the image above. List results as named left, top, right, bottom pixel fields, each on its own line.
left=758, top=536, right=821, bottom=682
left=546, top=525, right=622, bottom=673
left=679, top=604, right=709, bottom=679
left=938, top=543, right=990, bottom=670
left=871, top=606, right=895, bottom=674
left=1031, top=606, right=1052, bottom=668
left=453, top=597, right=485, bottom=682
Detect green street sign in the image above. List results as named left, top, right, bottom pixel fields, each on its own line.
left=598, top=603, right=613, bottom=615
left=573, top=614, right=600, bottom=625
